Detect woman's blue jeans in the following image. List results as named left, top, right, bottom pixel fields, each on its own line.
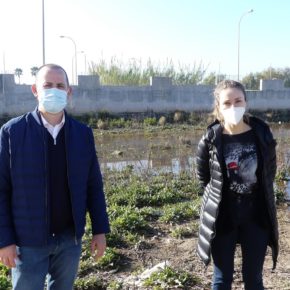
left=211, top=196, right=269, bottom=290
left=12, top=229, right=82, bottom=290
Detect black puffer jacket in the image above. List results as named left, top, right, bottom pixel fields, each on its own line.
left=196, top=116, right=279, bottom=269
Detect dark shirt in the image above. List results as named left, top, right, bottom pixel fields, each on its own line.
left=47, top=127, right=74, bottom=235
left=222, top=129, right=258, bottom=196
left=216, top=129, right=261, bottom=233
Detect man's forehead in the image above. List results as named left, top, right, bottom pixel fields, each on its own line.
left=37, top=67, right=66, bottom=79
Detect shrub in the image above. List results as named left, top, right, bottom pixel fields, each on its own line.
left=109, top=118, right=131, bottom=129
left=144, top=117, right=157, bottom=126
left=98, top=110, right=111, bottom=120
left=97, top=119, right=109, bottom=130
left=158, top=116, right=167, bottom=126
left=173, top=111, right=185, bottom=123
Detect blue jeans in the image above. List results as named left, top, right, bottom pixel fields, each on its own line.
left=211, top=196, right=269, bottom=290
left=12, top=229, right=82, bottom=290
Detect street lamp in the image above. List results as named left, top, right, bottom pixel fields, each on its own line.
left=72, top=51, right=87, bottom=75
left=80, top=51, right=87, bottom=74
left=60, top=35, right=77, bottom=85
left=237, top=9, right=253, bottom=81
left=42, top=0, right=45, bottom=64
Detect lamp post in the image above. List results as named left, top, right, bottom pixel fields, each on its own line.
left=42, top=0, right=45, bottom=64
left=60, top=35, right=77, bottom=85
left=237, top=9, right=253, bottom=81
left=80, top=51, right=87, bottom=74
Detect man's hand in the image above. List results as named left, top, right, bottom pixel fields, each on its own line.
left=0, top=244, right=17, bottom=268
left=91, top=234, right=106, bottom=261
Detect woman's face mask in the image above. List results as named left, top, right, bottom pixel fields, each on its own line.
left=219, top=88, right=247, bottom=125
left=221, top=106, right=245, bottom=125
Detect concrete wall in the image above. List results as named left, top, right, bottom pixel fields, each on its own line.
left=1, top=74, right=290, bottom=116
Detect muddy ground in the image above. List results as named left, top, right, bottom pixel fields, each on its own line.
left=101, top=207, right=290, bottom=289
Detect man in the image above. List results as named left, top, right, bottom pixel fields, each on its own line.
left=0, top=64, right=110, bottom=289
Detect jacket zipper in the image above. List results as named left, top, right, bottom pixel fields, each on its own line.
left=207, top=146, right=224, bottom=249
left=42, top=127, right=49, bottom=245
left=65, top=128, right=78, bottom=245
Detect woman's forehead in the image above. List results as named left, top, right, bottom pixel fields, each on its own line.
left=219, top=87, right=245, bottom=100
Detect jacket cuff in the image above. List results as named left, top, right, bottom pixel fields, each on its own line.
left=0, top=230, right=16, bottom=248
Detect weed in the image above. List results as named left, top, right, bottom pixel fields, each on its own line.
left=0, top=276, right=11, bottom=290
left=96, top=247, right=121, bottom=270
left=74, top=274, right=105, bottom=290
left=107, top=281, right=123, bottom=290
left=159, top=201, right=200, bottom=224
left=143, top=266, right=201, bottom=288
left=170, top=222, right=199, bottom=238
left=0, top=265, right=9, bottom=276
left=110, top=208, right=148, bottom=233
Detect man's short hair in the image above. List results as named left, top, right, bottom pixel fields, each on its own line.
left=36, top=64, right=70, bottom=86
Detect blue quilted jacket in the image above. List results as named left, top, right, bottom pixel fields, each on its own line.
left=0, top=108, right=110, bottom=247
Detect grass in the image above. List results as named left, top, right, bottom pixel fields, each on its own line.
left=1, top=164, right=288, bottom=289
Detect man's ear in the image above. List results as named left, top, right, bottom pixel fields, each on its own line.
left=31, top=84, right=38, bottom=98
left=67, top=86, right=72, bottom=97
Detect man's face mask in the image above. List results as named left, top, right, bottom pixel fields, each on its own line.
left=38, top=88, right=68, bottom=114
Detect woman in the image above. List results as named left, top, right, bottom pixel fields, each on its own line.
left=196, top=80, right=278, bottom=290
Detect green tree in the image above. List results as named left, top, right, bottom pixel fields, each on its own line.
left=14, top=68, right=23, bottom=84
left=242, top=67, right=290, bottom=89
left=242, top=73, right=260, bottom=90
left=31, top=66, right=39, bottom=77
left=202, top=72, right=216, bottom=85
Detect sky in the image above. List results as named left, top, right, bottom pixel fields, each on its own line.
left=1, top=0, right=289, bottom=84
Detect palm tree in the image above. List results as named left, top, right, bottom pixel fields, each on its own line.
left=14, top=68, right=23, bottom=84
left=31, top=66, right=39, bottom=77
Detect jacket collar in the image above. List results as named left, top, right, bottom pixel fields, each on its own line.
left=31, top=106, right=68, bottom=127
left=206, top=115, right=274, bottom=148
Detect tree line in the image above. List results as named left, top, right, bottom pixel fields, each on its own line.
left=14, top=67, right=38, bottom=84
left=13, top=60, right=290, bottom=90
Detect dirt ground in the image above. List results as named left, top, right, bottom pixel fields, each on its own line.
left=105, top=207, right=290, bottom=289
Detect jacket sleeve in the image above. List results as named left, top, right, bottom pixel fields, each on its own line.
left=265, top=126, right=277, bottom=182
left=0, top=126, right=16, bottom=248
left=195, top=134, right=210, bottom=194
left=86, top=128, right=110, bottom=235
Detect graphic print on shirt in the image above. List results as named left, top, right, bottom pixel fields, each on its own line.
left=224, top=142, right=257, bottom=194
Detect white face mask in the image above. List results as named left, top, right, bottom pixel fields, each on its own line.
left=221, top=106, right=245, bottom=125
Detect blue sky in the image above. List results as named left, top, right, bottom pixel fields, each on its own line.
left=1, top=0, right=289, bottom=84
